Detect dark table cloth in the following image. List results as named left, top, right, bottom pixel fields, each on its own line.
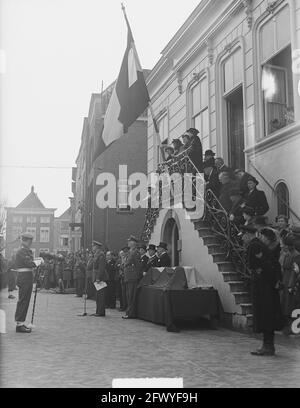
left=136, top=286, right=219, bottom=329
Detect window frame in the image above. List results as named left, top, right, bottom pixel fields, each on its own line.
left=254, top=3, right=295, bottom=142
left=187, top=71, right=210, bottom=152
left=40, top=227, right=50, bottom=243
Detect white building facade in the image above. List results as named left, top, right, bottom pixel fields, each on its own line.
left=145, top=0, right=300, bottom=329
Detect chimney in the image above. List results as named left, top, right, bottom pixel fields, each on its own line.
left=31, top=186, right=34, bottom=193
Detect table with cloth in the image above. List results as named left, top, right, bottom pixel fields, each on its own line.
left=136, top=266, right=220, bottom=331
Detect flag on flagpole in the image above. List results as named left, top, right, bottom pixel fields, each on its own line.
left=94, top=7, right=150, bottom=158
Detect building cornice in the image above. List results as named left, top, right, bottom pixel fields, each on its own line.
left=147, top=0, right=243, bottom=101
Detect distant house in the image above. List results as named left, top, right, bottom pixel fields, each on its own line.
left=5, top=186, right=56, bottom=259
left=54, top=207, right=72, bottom=255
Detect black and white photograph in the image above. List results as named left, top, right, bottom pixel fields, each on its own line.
left=1, top=0, right=300, bottom=393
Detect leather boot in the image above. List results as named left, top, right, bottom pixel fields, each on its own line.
left=16, top=325, right=32, bottom=333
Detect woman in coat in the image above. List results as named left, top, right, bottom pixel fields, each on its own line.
left=243, top=178, right=269, bottom=216
left=241, top=225, right=284, bottom=356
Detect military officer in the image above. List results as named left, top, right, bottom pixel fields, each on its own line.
left=14, top=233, right=36, bottom=333
left=156, top=242, right=171, bottom=267
left=90, top=241, right=108, bottom=317
left=122, top=235, right=142, bottom=319
left=138, top=244, right=149, bottom=276
left=145, top=244, right=158, bottom=273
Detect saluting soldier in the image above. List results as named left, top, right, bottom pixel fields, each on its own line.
left=90, top=241, right=108, bottom=317
left=14, top=233, right=36, bottom=333
left=122, top=235, right=142, bottom=319
left=156, top=242, right=171, bottom=267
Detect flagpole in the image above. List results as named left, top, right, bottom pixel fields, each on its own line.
left=120, top=2, right=163, bottom=157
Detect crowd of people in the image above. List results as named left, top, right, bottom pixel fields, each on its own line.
left=160, top=127, right=300, bottom=354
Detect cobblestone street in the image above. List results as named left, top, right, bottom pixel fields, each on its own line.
left=1, top=290, right=300, bottom=388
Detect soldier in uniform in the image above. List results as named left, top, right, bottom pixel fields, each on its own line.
left=90, top=241, right=107, bottom=317
left=145, top=244, right=158, bottom=273
left=156, top=242, right=171, bottom=267
left=138, top=244, right=149, bottom=276
left=122, top=236, right=142, bottom=319
left=14, top=233, right=36, bottom=333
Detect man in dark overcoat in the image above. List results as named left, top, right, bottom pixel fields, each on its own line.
left=241, top=225, right=284, bottom=355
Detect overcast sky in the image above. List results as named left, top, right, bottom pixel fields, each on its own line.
left=0, top=0, right=200, bottom=215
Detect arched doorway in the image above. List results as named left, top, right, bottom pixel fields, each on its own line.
left=162, top=218, right=180, bottom=266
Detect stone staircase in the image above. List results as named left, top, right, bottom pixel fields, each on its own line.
left=193, top=218, right=253, bottom=331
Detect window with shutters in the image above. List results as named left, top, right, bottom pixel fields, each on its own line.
left=259, top=6, right=294, bottom=136
left=190, top=76, right=209, bottom=152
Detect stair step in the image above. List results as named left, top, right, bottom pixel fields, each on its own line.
left=221, top=271, right=242, bottom=282
left=206, top=243, right=222, bottom=254
left=227, top=281, right=246, bottom=292
left=233, top=292, right=251, bottom=304
left=202, top=235, right=222, bottom=245
left=193, top=220, right=211, bottom=229
left=212, top=252, right=227, bottom=262
left=215, top=261, right=235, bottom=271
left=240, top=303, right=253, bottom=315
left=196, top=227, right=213, bottom=237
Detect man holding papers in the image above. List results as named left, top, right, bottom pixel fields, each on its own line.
left=91, top=241, right=108, bottom=317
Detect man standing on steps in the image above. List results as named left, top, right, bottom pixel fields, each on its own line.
left=14, top=233, right=36, bottom=333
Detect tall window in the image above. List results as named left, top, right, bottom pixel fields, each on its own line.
left=157, top=113, right=169, bottom=163
left=222, top=48, right=245, bottom=170
left=26, top=227, right=36, bottom=241
left=40, top=227, right=50, bottom=243
left=260, top=6, right=294, bottom=136
left=40, top=216, right=50, bottom=224
left=61, top=237, right=69, bottom=247
left=27, top=216, right=37, bottom=223
left=191, top=77, right=209, bottom=152
left=276, top=182, right=289, bottom=218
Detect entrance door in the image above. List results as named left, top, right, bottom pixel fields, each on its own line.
left=226, top=86, right=245, bottom=170
left=162, top=218, right=179, bottom=267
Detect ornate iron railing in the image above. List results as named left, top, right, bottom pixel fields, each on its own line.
left=140, top=150, right=251, bottom=280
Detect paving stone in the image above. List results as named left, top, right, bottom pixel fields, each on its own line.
left=1, top=290, right=300, bottom=388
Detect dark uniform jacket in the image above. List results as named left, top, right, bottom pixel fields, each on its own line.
left=145, top=255, right=158, bottom=272
left=93, top=250, right=108, bottom=282
left=205, top=167, right=221, bottom=197
left=140, top=254, right=149, bottom=272
left=188, top=135, right=203, bottom=172
left=106, top=260, right=117, bottom=282
left=86, top=256, right=94, bottom=279
left=244, top=188, right=269, bottom=216
left=15, top=247, right=36, bottom=270
left=157, top=252, right=171, bottom=267
left=246, top=238, right=283, bottom=333
left=124, top=248, right=142, bottom=283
